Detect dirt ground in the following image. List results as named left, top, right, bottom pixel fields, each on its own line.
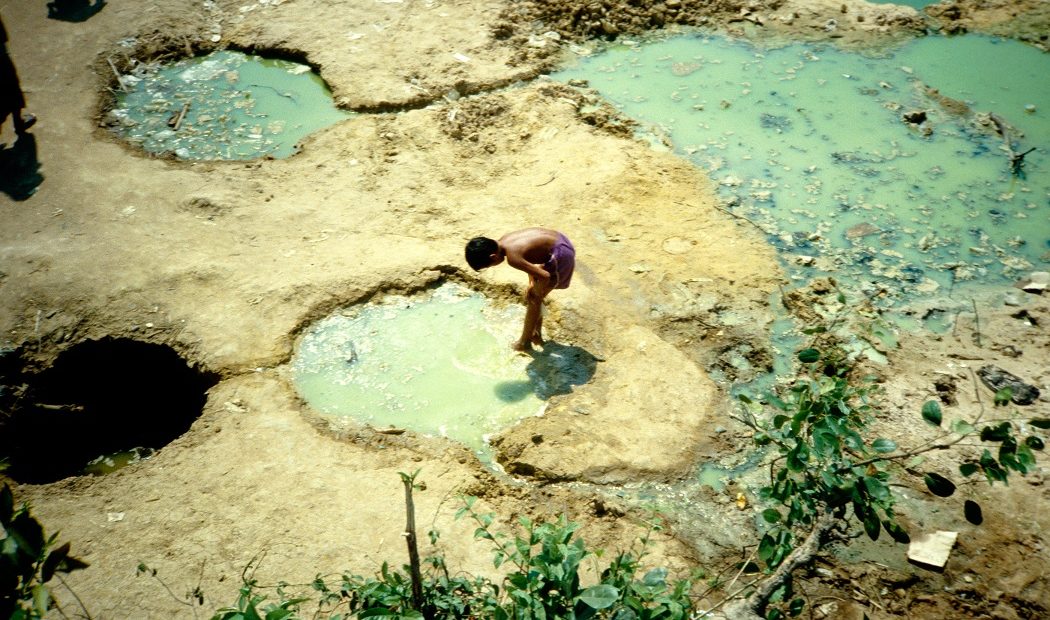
left=1, top=0, right=1048, bottom=617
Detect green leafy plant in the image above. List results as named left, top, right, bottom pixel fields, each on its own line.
left=1, top=483, right=89, bottom=619
left=728, top=343, right=1048, bottom=620
left=459, top=496, right=694, bottom=619
left=210, top=476, right=695, bottom=620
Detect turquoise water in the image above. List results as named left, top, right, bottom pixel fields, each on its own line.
left=292, top=284, right=553, bottom=454
left=869, top=0, right=935, bottom=9
left=112, top=50, right=351, bottom=160
left=555, top=34, right=1049, bottom=303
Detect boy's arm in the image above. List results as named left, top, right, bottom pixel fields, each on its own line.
left=505, top=252, right=551, bottom=283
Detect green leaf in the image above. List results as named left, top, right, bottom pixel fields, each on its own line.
left=994, top=387, right=1013, bottom=407
left=1025, top=436, right=1044, bottom=451
left=883, top=520, right=910, bottom=544
left=862, top=476, right=890, bottom=502
left=767, top=609, right=784, bottom=620
left=964, top=500, right=983, bottom=525
left=578, top=584, right=619, bottom=609
left=980, top=422, right=1011, bottom=442
left=1017, top=443, right=1036, bottom=469
left=765, top=393, right=789, bottom=411
left=797, top=348, right=820, bottom=364
left=32, top=583, right=51, bottom=615
left=923, top=473, right=956, bottom=497
left=951, top=419, right=976, bottom=435
left=959, top=462, right=979, bottom=477
left=762, top=509, right=782, bottom=524
left=789, top=597, right=806, bottom=617
left=1030, top=419, right=1050, bottom=429
left=921, top=401, right=942, bottom=426
left=871, top=438, right=897, bottom=453
left=905, top=455, right=926, bottom=469
left=979, top=450, right=1008, bottom=484
left=758, top=533, right=777, bottom=563
left=863, top=511, right=880, bottom=541
left=642, top=567, right=668, bottom=587
left=359, top=609, right=398, bottom=617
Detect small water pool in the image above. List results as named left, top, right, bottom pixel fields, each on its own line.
left=110, top=50, right=351, bottom=160
left=292, top=284, right=583, bottom=456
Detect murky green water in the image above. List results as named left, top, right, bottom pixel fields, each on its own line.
left=292, top=284, right=554, bottom=455
left=554, top=32, right=1048, bottom=555
left=112, top=50, right=351, bottom=160
left=83, top=447, right=154, bottom=476
left=556, top=34, right=1049, bottom=303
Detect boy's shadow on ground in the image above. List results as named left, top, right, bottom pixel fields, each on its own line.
left=495, top=341, right=599, bottom=402
left=0, top=134, right=44, bottom=201
left=47, top=0, right=106, bottom=22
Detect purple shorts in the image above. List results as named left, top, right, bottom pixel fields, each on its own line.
left=543, top=233, right=575, bottom=289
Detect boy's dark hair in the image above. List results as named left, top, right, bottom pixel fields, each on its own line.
left=465, top=237, right=498, bottom=271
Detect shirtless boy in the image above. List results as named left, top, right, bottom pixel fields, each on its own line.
left=465, top=227, right=575, bottom=352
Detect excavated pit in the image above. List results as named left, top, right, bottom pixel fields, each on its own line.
left=0, top=338, right=219, bottom=484
left=291, top=282, right=598, bottom=458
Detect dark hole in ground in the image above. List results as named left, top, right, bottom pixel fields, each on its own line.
left=0, top=338, right=219, bottom=484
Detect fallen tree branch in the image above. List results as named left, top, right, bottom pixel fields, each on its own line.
left=723, top=511, right=836, bottom=620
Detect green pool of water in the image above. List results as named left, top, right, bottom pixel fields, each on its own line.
left=555, top=34, right=1049, bottom=303
left=112, top=50, right=351, bottom=160
left=291, top=284, right=563, bottom=455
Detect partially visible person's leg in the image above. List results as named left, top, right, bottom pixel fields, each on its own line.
left=516, top=278, right=551, bottom=351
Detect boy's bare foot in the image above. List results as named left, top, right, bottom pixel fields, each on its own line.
left=512, top=340, right=533, bottom=353
left=530, top=333, right=544, bottom=346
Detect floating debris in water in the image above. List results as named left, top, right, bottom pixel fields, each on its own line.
left=110, top=50, right=351, bottom=160
left=555, top=34, right=1050, bottom=303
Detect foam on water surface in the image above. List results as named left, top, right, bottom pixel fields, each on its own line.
left=291, top=284, right=565, bottom=455
left=112, top=50, right=351, bottom=160
left=555, top=34, right=1049, bottom=303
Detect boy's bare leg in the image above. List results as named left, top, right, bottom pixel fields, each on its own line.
left=515, top=296, right=542, bottom=351
left=515, top=279, right=550, bottom=351
left=531, top=309, right=544, bottom=346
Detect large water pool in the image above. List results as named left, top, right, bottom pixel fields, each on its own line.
left=555, top=34, right=1049, bottom=304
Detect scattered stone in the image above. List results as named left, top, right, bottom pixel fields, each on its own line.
left=977, top=365, right=1041, bottom=405
left=845, top=222, right=880, bottom=239
left=1011, top=309, right=1039, bottom=327
left=933, top=374, right=958, bottom=406
left=662, top=237, right=694, bottom=255
left=1015, top=271, right=1049, bottom=294
left=903, top=110, right=927, bottom=125
left=908, top=530, right=957, bottom=569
